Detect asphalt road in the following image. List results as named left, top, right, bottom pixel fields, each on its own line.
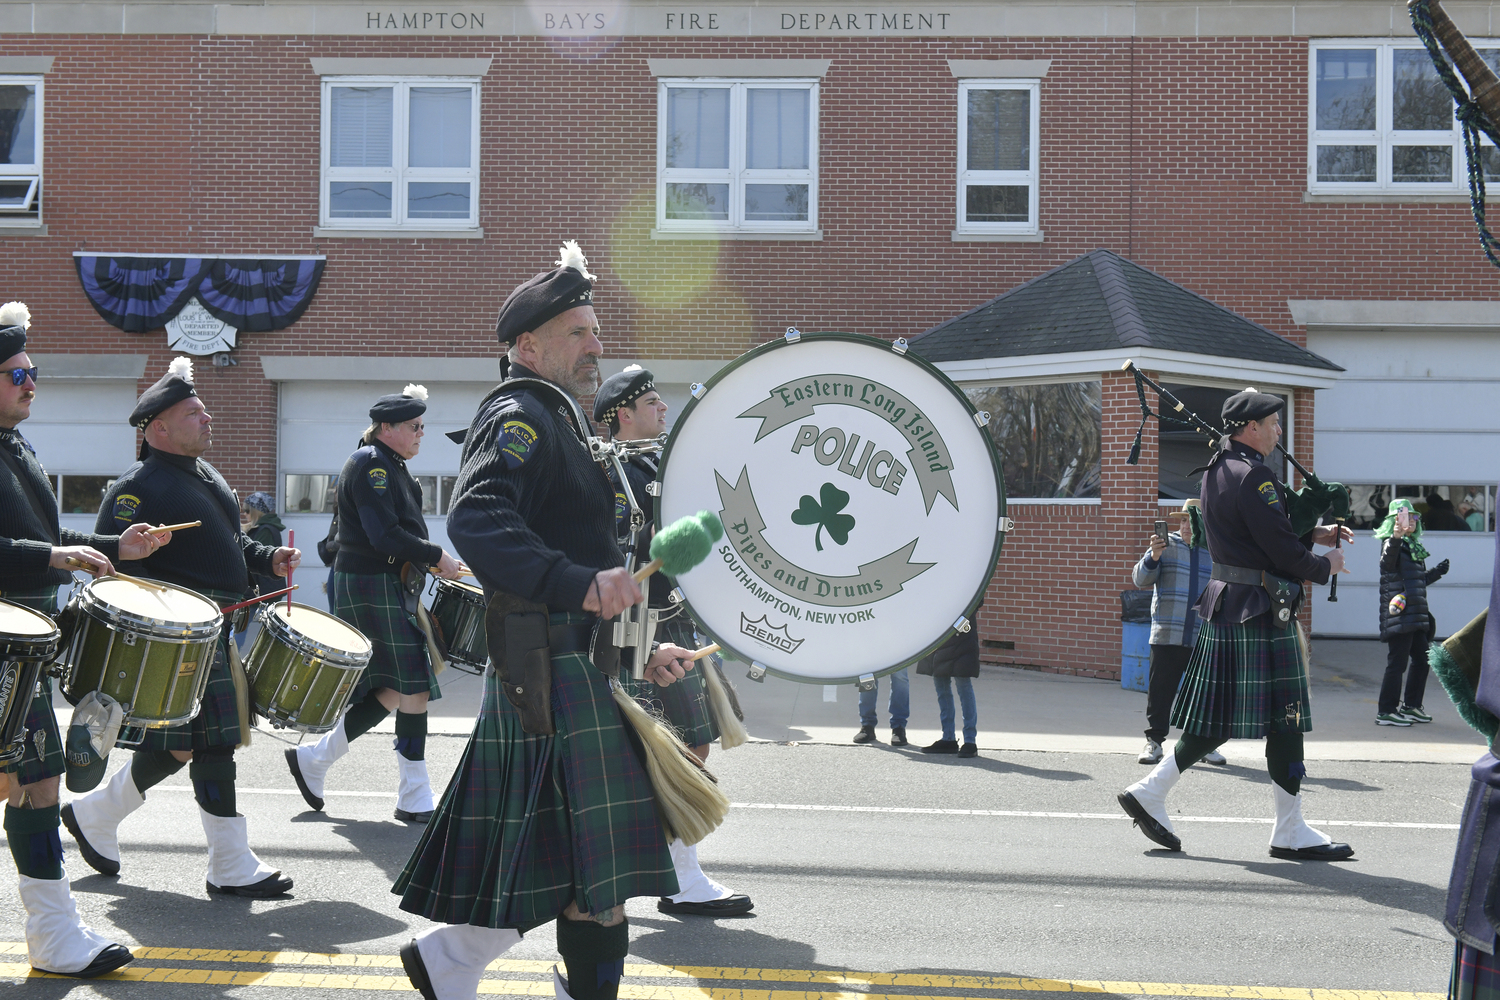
left=0, top=727, right=1468, bottom=999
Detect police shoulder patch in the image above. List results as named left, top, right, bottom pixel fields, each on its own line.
left=1257, top=480, right=1280, bottom=505
left=368, top=466, right=389, bottom=491
left=499, top=420, right=539, bottom=470
left=113, top=494, right=141, bottom=524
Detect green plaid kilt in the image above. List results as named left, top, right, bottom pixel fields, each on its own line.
left=619, top=614, right=719, bottom=749
left=394, top=612, right=676, bottom=930
left=1452, top=942, right=1500, bottom=1000
left=0, top=588, right=63, bottom=785
left=1171, top=615, right=1312, bottom=739
left=334, top=571, right=439, bottom=700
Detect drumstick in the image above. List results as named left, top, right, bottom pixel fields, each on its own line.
left=688, top=643, right=720, bottom=661
left=285, top=529, right=295, bottom=617
left=221, top=585, right=298, bottom=615
left=63, top=557, right=170, bottom=591
left=146, top=520, right=201, bottom=534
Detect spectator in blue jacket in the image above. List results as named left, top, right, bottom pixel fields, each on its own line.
left=1131, top=500, right=1225, bottom=766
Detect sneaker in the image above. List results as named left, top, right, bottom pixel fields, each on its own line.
left=920, top=739, right=959, bottom=754
left=957, top=743, right=978, bottom=758
left=1138, top=739, right=1163, bottom=765
left=852, top=725, right=877, bottom=744
left=1375, top=712, right=1412, bottom=727
left=1202, top=749, right=1227, bottom=765
left=890, top=727, right=908, bottom=747
left=1398, top=704, right=1433, bottom=723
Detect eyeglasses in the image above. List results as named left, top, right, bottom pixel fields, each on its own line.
left=404, top=421, right=424, bottom=433
left=7, top=367, right=37, bottom=387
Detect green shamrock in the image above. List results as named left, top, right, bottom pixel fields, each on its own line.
left=791, top=482, right=856, bottom=552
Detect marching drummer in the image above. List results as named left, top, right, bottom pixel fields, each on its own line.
left=64, top=357, right=301, bottom=898
left=285, top=384, right=463, bottom=824
left=595, top=366, right=753, bottom=919
left=0, top=301, right=168, bottom=977
left=393, top=242, right=696, bottom=1000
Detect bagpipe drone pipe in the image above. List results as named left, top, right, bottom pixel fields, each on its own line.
left=1121, top=361, right=1351, bottom=600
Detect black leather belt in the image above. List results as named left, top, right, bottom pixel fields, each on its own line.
left=1212, top=563, right=1265, bottom=585
left=549, top=621, right=594, bottom=654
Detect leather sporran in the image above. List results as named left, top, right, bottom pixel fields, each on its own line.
left=485, top=592, right=554, bottom=735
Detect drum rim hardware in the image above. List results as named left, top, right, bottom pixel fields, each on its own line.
left=0, top=598, right=60, bottom=764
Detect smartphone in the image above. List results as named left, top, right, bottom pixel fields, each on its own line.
left=1154, top=519, right=1169, bottom=540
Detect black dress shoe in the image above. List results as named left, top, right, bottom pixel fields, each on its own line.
left=852, top=725, right=877, bottom=744
left=1116, top=791, right=1182, bottom=852
left=395, top=808, right=434, bottom=824
left=400, top=938, right=438, bottom=1000
left=285, top=748, right=324, bottom=812
left=207, top=871, right=294, bottom=898
left=1269, top=841, right=1355, bottom=861
left=657, top=894, right=755, bottom=916
left=890, top=728, right=908, bottom=747
left=921, top=739, right=959, bottom=754
left=957, top=743, right=978, bottom=758
left=61, top=804, right=120, bottom=877
left=37, top=943, right=134, bottom=978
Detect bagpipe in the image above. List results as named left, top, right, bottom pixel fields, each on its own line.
left=1122, top=361, right=1351, bottom=599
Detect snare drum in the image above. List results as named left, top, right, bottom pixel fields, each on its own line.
left=0, top=600, right=61, bottom=765
left=245, top=602, right=372, bottom=733
left=429, top=578, right=487, bottom=674
left=58, top=577, right=223, bottom=731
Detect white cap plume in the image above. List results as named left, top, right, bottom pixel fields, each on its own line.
left=168, top=356, right=194, bottom=382
left=0, top=301, right=31, bottom=330
left=557, top=240, right=597, bottom=282
left=403, top=383, right=429, bottom=401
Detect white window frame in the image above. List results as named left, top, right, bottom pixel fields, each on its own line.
left=956, top=79, right=1040, bottom=236
left=656, top=77, right=819, bottom=234
left=0, top=75, right=42, bottom=216
left=1307, top=39, right=1499, bottom=194
left=319, top=75, right=480, bottom=230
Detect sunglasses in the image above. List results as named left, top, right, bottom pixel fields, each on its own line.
left=7, top=367, right=37, bottom=387
left=403, top=421, right=425, bottom=432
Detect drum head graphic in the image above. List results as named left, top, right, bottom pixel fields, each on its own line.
left=658, top=333, right=1006, bottom=684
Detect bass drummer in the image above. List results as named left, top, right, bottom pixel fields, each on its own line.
left=285, top=385, right=464, bottom=824
left=0, top=301, right=166, bottom=977
left=64, top=357, right=300, bottom=898
left=595, top=366, right=754, bottom=919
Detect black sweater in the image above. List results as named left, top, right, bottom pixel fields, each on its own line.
left=333, top=439, right=441, bottom=575
left=0, top=426, right=120, bottom=590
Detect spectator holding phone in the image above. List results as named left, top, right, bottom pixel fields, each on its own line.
left=1374, top=498, right=1449, bottom=726
left=1131, top=500, right=1224, bottom=766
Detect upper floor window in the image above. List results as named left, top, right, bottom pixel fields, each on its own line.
left=957, top=80, right=1039, bottom=235
left=657, top=78, right=818, bottom=234
left=320, top=77, right=479, bottom=230
left=1309, top=41, right=1499, bottom=192
left=0, top=77, right=41, bottom=219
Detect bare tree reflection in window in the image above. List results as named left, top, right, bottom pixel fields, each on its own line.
left=966, top=382, right=1101, bottom=498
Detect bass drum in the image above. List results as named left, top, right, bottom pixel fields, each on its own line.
left=658, top=332, right=1006, bottom=684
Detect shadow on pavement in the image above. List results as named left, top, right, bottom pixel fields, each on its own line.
left=1185, top=854, right=1444, bottom=920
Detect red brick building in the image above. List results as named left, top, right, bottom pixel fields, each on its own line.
left=3, top=2, right=1496, bottom=678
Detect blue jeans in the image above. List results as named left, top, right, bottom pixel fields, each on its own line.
left=859, top=668, right=909, bottom=728
left=934, top=675, right=977, bottom=744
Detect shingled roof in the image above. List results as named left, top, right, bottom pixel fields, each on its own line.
left=911, top=249, right=1342, bottom=372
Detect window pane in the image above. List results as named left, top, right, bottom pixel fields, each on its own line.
left=0, top=178, right=36, bottom=211
left=0, top=85, right=36, bottom=165
left=59, top=475, right=114, bottom=516
left=1393, top=49, right=1454, bottom=131
left=744, top=183, right=808, bottom=221
left=414, top=476, right=438, bottom=515
left=329, top=181, right=392, bottom=218
left=1392, top=145, right=1452, bottom=183
left=745, top=89, right=809, bottom=169
left=440, top=475, right=458, bottom=514
left=1157, top=384, right=1287, bottom=497
left=1483, top=144, right=1500, bottom=181
left=1398, top=485, right=1483, bottom=531
left=285, top=474, right=337, bottom=514
left=966, top=382, right=1102, bottom=499
left=967, top=89, right=1029, bottom=171
left=965, top=185, right=1029, bottom=223
left=1316, top=49, right=1376, bottom=130
left=408, top=87, right=472, bottom=168
left=1316, top=144, right=1376, bottom=182
left=330, top=86, right=393, bottom=168
left=665, top=182, right=729, bottom=220
left=666, top=88, right=729, bottom=169
left=408, top=181, right=471, bottom=219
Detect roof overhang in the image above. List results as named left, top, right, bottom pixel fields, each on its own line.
left=1289, top=299, right=1500, bottom=334
left=931, top=346, right=1341, bottom=389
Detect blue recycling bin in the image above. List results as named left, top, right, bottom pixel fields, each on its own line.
left=1120, top=591, right=1152, bottom=692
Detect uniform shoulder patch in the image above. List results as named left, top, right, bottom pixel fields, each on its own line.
left=1257, top=480, right=1280, bottom=505
left=367, top=466, right=389, bottom=491
left=113, top=494, right=140, bottom=524
left=614, top=490, right=628, bottom=524
left=499, top=419, right=539, bottom=470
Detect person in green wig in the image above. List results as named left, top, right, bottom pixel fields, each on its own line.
left=1374, top=498, right=1450, bottom=726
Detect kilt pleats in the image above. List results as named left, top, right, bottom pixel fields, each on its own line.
left=619, top=615, right=718, bottom=749
left=333, top=571, right=439, bottom=700
left=1171, top=616, right=1312, bottom=739
left=394, top=614, right=675, bottom=929
left=1453, top=941, right=1500, bottom=1000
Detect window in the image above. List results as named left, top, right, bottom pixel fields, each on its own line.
left=45, top=475, right=116, bottom=516
left=1343, top=484, right=1495, bottom=532
left=957, top=80, right=1039, bottom=234
left=320, top=78, right=479, bottom=229
left=283, top=473, right=459, bottom=515
left=1158, top=384, right=1289, bottom=498
left=0, top=76, right=41, bottom=218
left=1308, top=41, right=1500, bottom=192
left=657, top=78, right=818, bottom=233
left=966, top=381, right=1101, bottom=499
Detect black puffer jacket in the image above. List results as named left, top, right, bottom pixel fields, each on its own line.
left=1378, top=537, right=1447, bottom=640
left=915, top=606, right=982, bottom=678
